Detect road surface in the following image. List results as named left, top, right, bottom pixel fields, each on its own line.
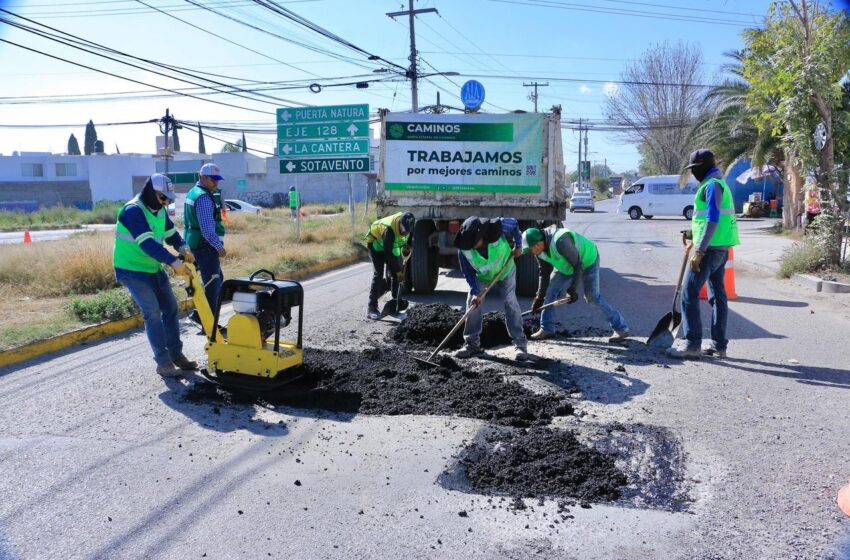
left=0, top=224, right=115, bottom=245
left=1, top=198, right=849, bottom=559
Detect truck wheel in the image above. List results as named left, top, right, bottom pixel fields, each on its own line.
left=515, top=252, right=539, bottom=297
left=628, top=206, right=642, bottom=220
left=683, top=206, right=694, bottom=220
left=411, top=220, right=438, bottom=293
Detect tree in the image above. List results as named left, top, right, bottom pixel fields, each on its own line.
left=171, top=121, right=181, bottom=152
left=84, top=120, right=98, bottom=155
left=221, top=141, right=241, bottom=153
left=241, top=131, right=247, bottom=152
left=198, top=123, right=206, bottom=154
left=67, top=133, right=81, bottom=155
left=591, top=176, right=610, bottom=197
left=742, top=1, right=850, bottom=264
left=604, top=41, right=706, bottom=174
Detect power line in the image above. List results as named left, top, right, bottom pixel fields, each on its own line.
left=457, top=72, right=713, bottom=89
left=0, top=120, right=157, bottom=128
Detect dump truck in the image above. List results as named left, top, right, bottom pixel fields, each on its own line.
left=376, top=107, right=566, bottom=296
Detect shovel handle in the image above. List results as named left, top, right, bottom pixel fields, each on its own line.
left=521, top=296, right=572, bottom=316
left=671, top=243, right=693, bottom=310
left=427, top=256, right=515, bottom=361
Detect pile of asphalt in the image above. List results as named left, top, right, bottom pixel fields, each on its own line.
left=457, top=427, right=628, bottom=504
left=389, top=303, right=516, bottom=349
left=184, top=347, right=572, bottom=428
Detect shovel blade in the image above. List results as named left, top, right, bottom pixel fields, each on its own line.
left=413, top=355, right=440, bottom=368
left=647, top=312, right=675, bottom=349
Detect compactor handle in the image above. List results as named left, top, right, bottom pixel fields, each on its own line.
left=249, top=269, right=276, bottom=281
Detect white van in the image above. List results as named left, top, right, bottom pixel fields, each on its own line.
left=618, top=175, right=699, bottom=220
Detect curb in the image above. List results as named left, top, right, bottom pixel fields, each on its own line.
left=791, top=274, right=823, bottom=292
left=0, top=252, right=367, bottom=370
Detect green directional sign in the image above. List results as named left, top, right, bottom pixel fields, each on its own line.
left=279, top=139, right=369, bottom=158
left=277, top=104, right=368, bottom=125
left=166, top=172, right=199, bottom=185
left=280, top=157, right=370, bottom=175
left=277, top=121, right=369, bottom=141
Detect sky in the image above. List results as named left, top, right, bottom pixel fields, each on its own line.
left=0, top=0, right=841, bottom=172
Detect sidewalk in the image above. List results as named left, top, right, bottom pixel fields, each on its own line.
left=733, top=218, right=794, bottom=275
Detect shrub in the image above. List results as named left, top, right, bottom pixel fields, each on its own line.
left=67, top=288, right=137, bottom=323
left=778, top=239, right=825, bottom=278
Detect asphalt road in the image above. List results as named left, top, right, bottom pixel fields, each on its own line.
left=0, top=224, right=114, bottom=244
left=1, top=198, right=849, bottom=559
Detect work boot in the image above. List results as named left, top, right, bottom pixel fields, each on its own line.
left=388, top=298, right=409, bottom=312
left=665, top=340, right=701, bottom=359
left=367, top=306, right=382, bottom=320
left=189, top=310, right=202, bottom=326
left=702, top=341, right=727, bottom=359
left=514, top=347, right=532, bottom=362
left=156, top=362, right=184, bottom=378
left=530, top=328, right=554, bottom=341
left=454, top=344, right=483, bottom=359
left=171, top=354, right=198, bottom=370
left=608, top=329, right=631, bottom=343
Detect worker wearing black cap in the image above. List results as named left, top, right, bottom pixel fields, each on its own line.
left=453, top=216, right=531, bottom=361
left=365, top=212, right=415, bottom=319
left=669, top=149, right=740, bottom=359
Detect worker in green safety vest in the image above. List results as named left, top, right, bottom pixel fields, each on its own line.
left=184, top=163, right=226, bottom=331
left=288, top=186, right=300, bottom=219
left=669, top=149, right=740, bottom=359
left=523, top=226, right=630, bottom=343
left=365, top=212, right=414, bottom=319
left=453, top=216, right=532, bottom=362
left=113, top=174, right=197, bottom=377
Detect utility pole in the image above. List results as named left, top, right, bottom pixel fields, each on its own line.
left=583, top=127, right=589, bottom=188
left=387, top=1, right=437, bottom=113
left=523, top=81, right=549, bottom=113
left=158, top=108, right=178, bottom=174
left=577, top=118, right=582, bottom=191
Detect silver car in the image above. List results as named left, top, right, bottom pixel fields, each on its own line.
left=569, top=192, right=595, bottom=212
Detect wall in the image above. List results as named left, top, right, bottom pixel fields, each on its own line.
left=87, top=155, right=155, bottom=202
left=0, top=181, right=92, bottom=208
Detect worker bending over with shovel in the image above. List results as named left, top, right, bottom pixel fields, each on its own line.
left=365, top=212, right=415, bottom=320
left=454, top=216, right=531, bottom=361
left=523, top=226, right=630, bottom=343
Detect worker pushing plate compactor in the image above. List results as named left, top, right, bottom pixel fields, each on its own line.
left=181, top=262, right=304, bottom=390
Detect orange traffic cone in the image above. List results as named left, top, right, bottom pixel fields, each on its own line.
left=699, top=248, right=737, bottom=300
left=838, top=483, right=850, bottom=517
left=221, top=205, right=230, bottom=225
left=23, top=227, right=32, bottom=244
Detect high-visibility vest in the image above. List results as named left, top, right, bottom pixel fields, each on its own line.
left=537, top=228, right=598, bottom=276
left=692, top=178, right=740, bottom=247
left=461, top=236, right=515, bottom=284
left=184, top=184, right=225, bottom=250
left=113, top=196, right=173, bottom=273
left=289, top=190, right=300, bottom=209
left=366, top=213, right=409, bottom=256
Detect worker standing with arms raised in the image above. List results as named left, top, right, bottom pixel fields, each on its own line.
left=184, top=163, right=226, bottom=330
left=669, top=149, right=740, bottom=359
left=453, top=216, right=531, bottom=361
left=113, top=174, right=197, bottom=377
left=365, top=212, right=415, bottom=320
left=523, top=226, right=630, bottom=342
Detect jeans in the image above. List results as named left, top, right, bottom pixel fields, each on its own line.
left=541, top=258, right=628, bottom=334
left=463, top=268, right=527, bottom=350
left=193, top=243, right=223, bottom=312
left=368, top=246, right=400, bottom=308
left=681, top=248, right=729, bottom=350
left=115, top=268, right=182, bottom=366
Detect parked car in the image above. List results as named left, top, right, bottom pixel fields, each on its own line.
left=569, top=192, right=595, bottom=213
left=224, top=199, right=261, bottom=215
left=617, top=175, right=698, bottom=220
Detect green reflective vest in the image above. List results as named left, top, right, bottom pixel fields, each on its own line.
left=692, top=178, right=740, bottom=247
left=113, top=196, right=173, bottom=273
left=537, top=229, right=598, bottom=276
left=289, top=190, right=300, bottom=209
left=367, top=213, right=410, bottom=256
left=461, top=236, right=515, bottom=284
left=184, top=184, right=225, bottom=250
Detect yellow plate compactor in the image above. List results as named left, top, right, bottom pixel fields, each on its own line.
left=181, top=263, right=304, bottom=390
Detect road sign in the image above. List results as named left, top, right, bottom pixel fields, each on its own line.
left=279, top=139, right=369, bottom=158
left=277, top=121, right=369, bottom=141
left=460, top=80, right=485, bottom=111
left=277, top=104, right=368, bottom=125
left=280, top=157, right=370, bottom=175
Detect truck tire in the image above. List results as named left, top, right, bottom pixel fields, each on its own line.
left=411, top=220, right=438, bottom=293
left=515, top=252, right=539, bottom=297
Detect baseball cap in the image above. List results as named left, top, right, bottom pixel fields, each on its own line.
left=522, top=228, right=544, bottom=250
left=199, top=163, right=224, bottom=181
left=148, top=173, right=175, bottom=201
left=684, top=149, right=715, bottom=169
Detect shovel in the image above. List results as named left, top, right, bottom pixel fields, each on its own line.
left=521, top=295, right=574, bottom=317
left=647, top=244, right=692, bottom=349
left=413, top=257, right=514, bottom=368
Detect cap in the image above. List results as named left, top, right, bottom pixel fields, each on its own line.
left=400, top=212, right=415, bottom=234
left=199, top=163, right=224, bottom=181
left=522, top=228, right=544, bottom=249
left=685, top=149, right=715, bottom=169
left=149, top=173, right=175, bottom=201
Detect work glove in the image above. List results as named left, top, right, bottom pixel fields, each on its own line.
left=531, top=296, right=544, bottom=313
left=401, top=246, right=412, bottom=261
left=567, top=287, right=579, bottom=304
left=179, top=247, right=195, bottom=264
left=470, top=294, right=483, bottom=308
left=169, top=260, right=187, bottom=276
left=681, top=230, right=693, bottom=247
left=511, top=247, right=523, bottom=258
left=396, top=270, right=405, bottom=283
left=690, top=250, right=705, bottom=272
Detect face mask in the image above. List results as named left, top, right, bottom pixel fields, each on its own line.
left=691, top=160, right=714, bottom=182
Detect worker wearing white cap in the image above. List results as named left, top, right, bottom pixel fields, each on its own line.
left=184, top=163, right=226, bottom=331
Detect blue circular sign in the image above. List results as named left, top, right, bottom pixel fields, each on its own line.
left=460, top=80, right=485, bottom=111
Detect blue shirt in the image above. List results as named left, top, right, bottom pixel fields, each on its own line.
left=458, top=218, right=521, bottom=295
left=117, top=204, right=185, bottom=266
